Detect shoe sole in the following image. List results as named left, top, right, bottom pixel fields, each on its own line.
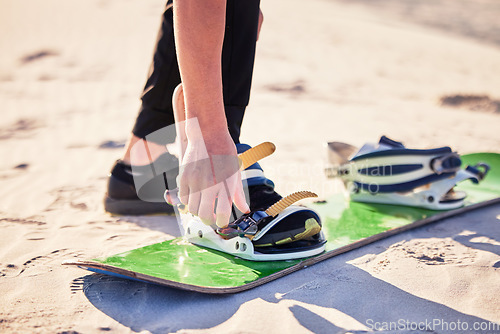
left=104, top=196, right=175, bottom=216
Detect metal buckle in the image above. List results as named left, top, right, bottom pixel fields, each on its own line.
left=217, top=210, right=268, bottom=239
left=469, top=163, right=490, bottom=181
left=431, top=152, right=461, bottom=174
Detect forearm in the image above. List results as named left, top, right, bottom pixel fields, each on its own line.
left=173, top=0, right=228, bottom=143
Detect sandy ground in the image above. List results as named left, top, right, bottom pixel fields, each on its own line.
left=1, top=0, right=500, bottom=333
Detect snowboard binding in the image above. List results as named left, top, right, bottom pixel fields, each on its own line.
left=325, top=136, right=490, bottom=210
left=166, top=142, right=326, bottom=261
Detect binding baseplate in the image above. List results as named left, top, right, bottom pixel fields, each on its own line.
left=166, top=142, right=326, bottom=261
left=325, top=136, right=490, bottom=210
left=180, top=191, right=326, bottom=261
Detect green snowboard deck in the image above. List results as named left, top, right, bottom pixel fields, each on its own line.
left=64, top=153, right=500, bottom=293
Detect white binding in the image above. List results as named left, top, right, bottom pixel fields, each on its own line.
left=347, top=168, right=478, bottom=210
left=326, top=140, right=483, bottom=210
left=179, top=207, right=325, bottom=261
left=340, top=154, right=446, bottom=186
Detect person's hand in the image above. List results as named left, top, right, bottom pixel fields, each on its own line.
left=178, top=125, right=249, bottom=228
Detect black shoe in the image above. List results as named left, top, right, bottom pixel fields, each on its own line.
left=104, top=152, right=179, bottom=215
left=225, top=143, right=325, bottom=251
left=220, top=185, right=325, bottom=251
left=247, top=184, right=282, bottom=212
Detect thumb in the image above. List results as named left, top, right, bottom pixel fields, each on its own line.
left=233, top=177, right=250, bottom=214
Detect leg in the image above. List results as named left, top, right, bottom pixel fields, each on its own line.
left=222, top=0, right=261, bottom=143
left=127, top=0, right=261, bottom=159
left=123, top=1, right=179, bottom=165
left=105, top=0, right=261, bottom=215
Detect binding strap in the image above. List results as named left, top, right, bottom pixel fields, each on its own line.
left=341, top=151, right=464, bottom=194
left=237, top=143, right=275, bottom=188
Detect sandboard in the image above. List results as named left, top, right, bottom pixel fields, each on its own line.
left=63, top=153, right=500, bottom=294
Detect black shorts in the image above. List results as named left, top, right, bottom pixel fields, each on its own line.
left=132, top=0, right=261, bottom=144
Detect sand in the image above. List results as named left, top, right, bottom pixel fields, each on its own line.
left=1, top=0, right=499, bottom=333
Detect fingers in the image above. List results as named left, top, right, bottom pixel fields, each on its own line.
left=198, top=188, right=217, bottom=226
left=215, top=187, right=231, bottom=228
left=214, top=176, right=249, bottom=228
left=178, top=173, right=189, bottom=206
left=187, top=191, right=201, bottom=216
left=177, top=145, right=250, bottom=228
left=233, top=176, right=250, bottom=214
left=181, top=181, right=247, bottom=228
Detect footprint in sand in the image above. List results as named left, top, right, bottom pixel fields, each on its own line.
left=440, top=94, right=500, bottom=113
left=19, top=49, right=59, bottom=65
left=2, top=249, right=83, bottom=278
left=265, top=80, right=308, bottom=97
left=44, top=186, right=97, bottom=212
left=0, top=263, right=19, bottom=278
left=0, top=217, right=46, bottom=226
left=0, top=118, right=42, bottom=141
left=98, top=140, right=126, bottom=149
left=0, top=163, right=31, bottom=180
left=394, top=238, right=477, bottom=266
left=24, top=228, right=48, bottom=241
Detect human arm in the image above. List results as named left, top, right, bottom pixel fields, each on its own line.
left=173, top=0, right=250, bottom=227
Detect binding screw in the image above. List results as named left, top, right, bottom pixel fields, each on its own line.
left=198, top=230, right=203, bottom=238
left=428, top=196, right=434, bottom=203
left=187, top=227, right=191, bottom=235
left=235, top=241, right=239, bottom=250
left=241, top=243, right=247, bottom=252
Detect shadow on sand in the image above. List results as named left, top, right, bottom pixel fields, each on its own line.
left=78, top=205, right=500, bottom=333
